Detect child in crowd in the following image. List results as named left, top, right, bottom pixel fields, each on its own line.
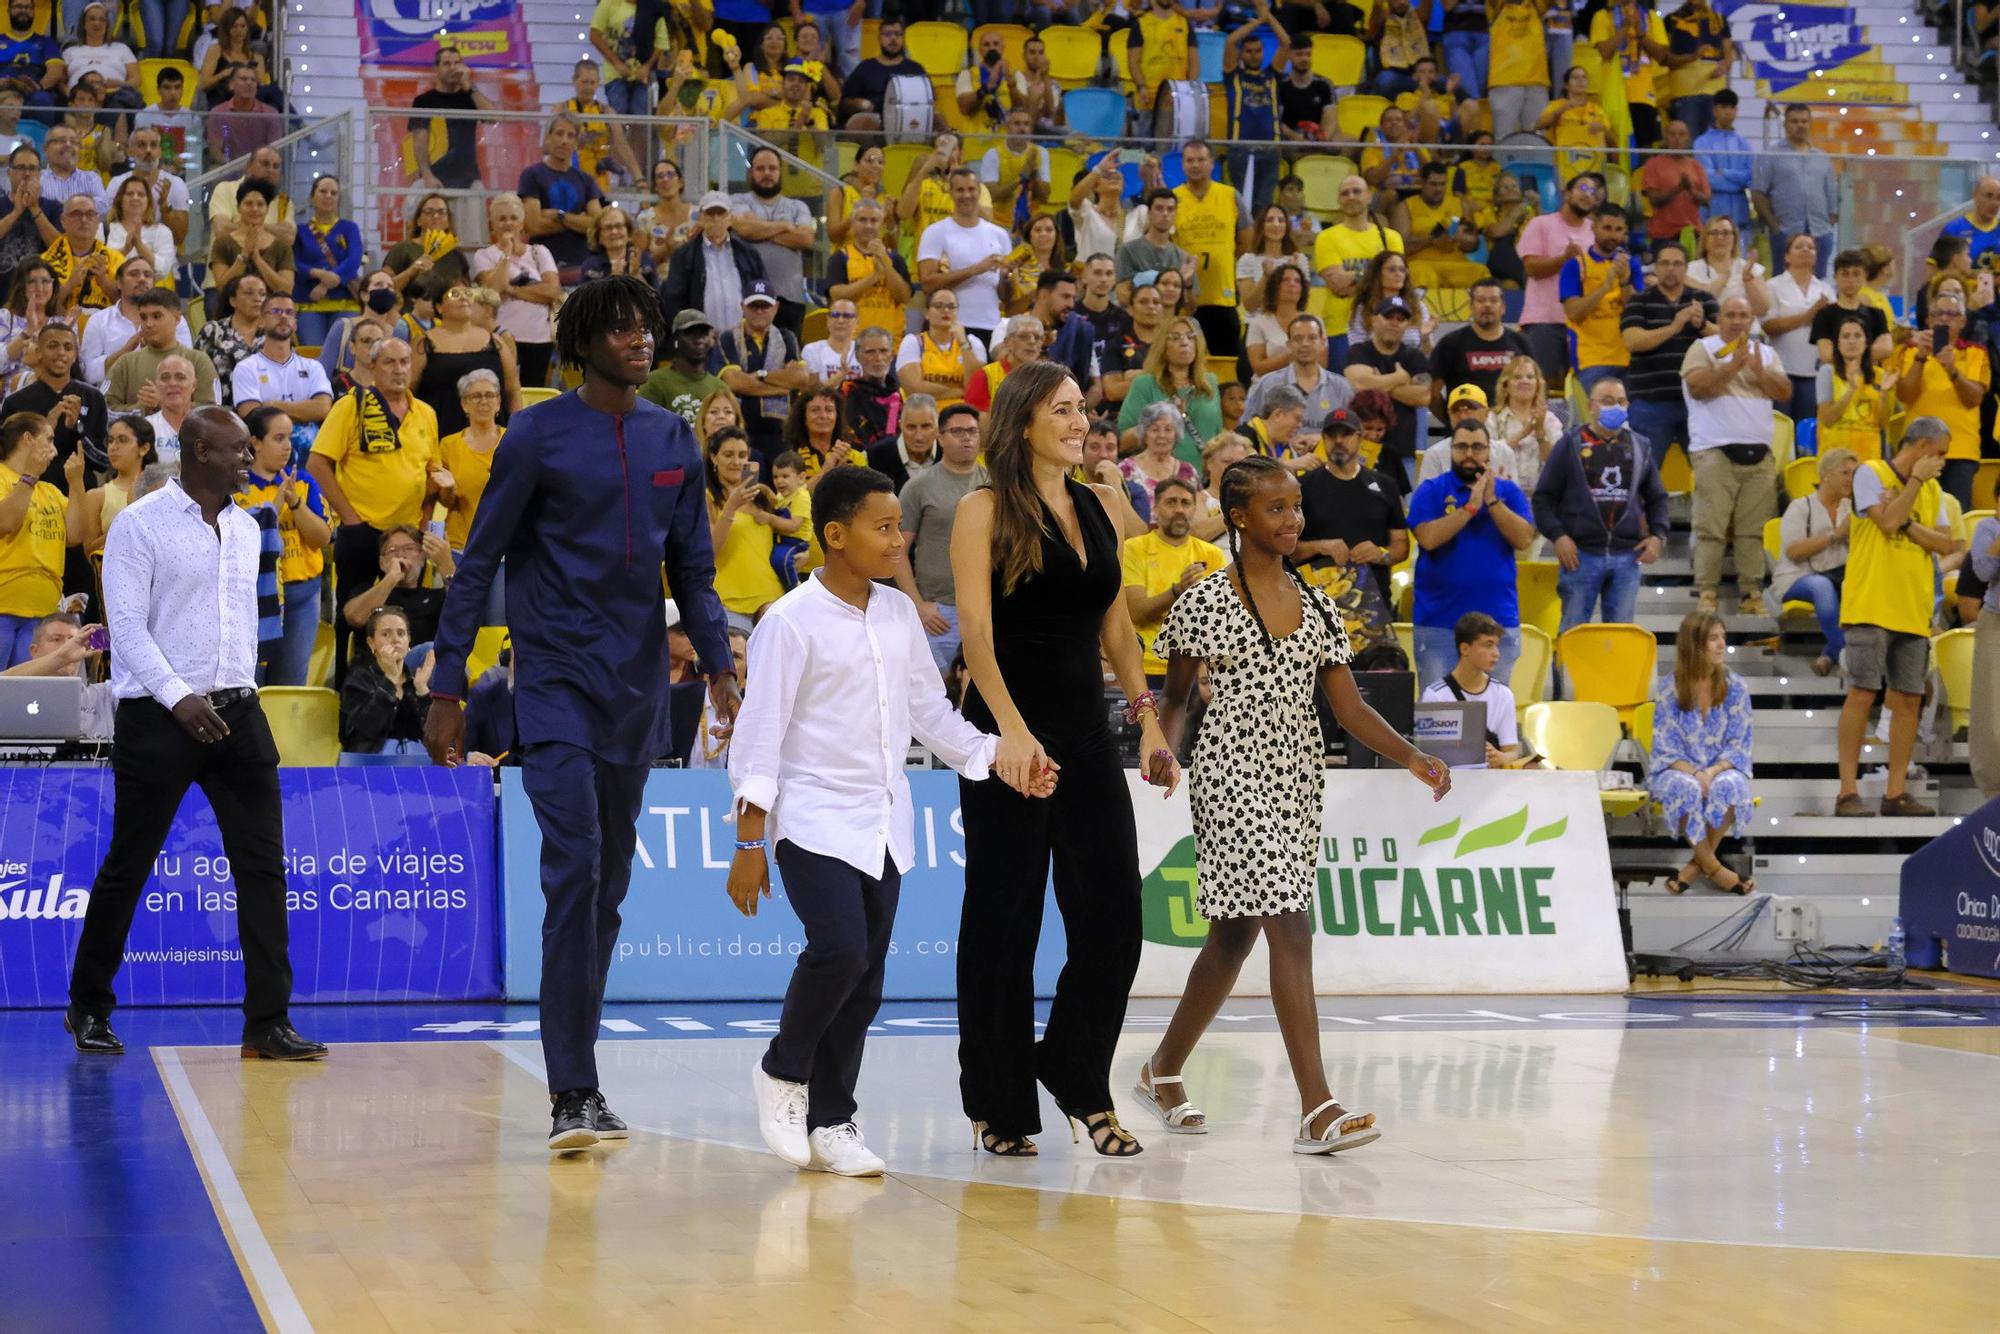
left=0, top=84, right=43, bottom=154
left=730, top=466, right=1048, bottom=1177
left=135, top=66, right=199, bottom=169
left=767, top=449, right=816, bottom=579
left=1418, top=611, right=1521, bottom=769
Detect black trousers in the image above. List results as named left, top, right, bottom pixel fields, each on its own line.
left=1194, top=304, right=1242, bottom=358
left=519, top=741, right=650, bottom=1094
left=516, top=342, right=554, bottom=390
left=956, top=741, right=1140, bottom=1139
left=330, top=521, right=383, bottom=687
left=69, top=695, right=292, bottom=1031
left=775, top=298, right=806, bottom=346
left=762, top=841, right=901, bottom=1131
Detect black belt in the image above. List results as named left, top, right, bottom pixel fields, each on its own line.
left=205, top=687, right=257, bottom=708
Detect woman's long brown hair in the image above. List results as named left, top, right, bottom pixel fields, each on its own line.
left=1672, top=611, right=1729, bottom=713
left=983, top=361, right=1080, bottom=596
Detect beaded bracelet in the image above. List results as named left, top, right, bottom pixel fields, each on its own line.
left=1123, top=690, right=1158, bottom=726
left=734, top=838, right=766, bottom=852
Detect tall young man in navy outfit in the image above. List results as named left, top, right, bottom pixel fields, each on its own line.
left=425, top=276, right=739, bottom=1152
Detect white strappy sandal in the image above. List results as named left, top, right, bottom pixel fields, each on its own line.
left=1132, top=1063, right=1208, bottom=1135
left=1293, top=1099, right=1380, bottom=1155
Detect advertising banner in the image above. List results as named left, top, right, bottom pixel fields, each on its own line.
left=1900, top=794, right=2000, bottom=977
left=502, top=768, right=1624, bottom=1003
left=1134, top=769, right=1628, bottom=995
left=0, top=767, right=501, bottom=1008
left=357, top=0, right=533, bottom=69
left=1718, top=2, right=1878, bottom=97
left=499, top=768, right=1067, bottom=1002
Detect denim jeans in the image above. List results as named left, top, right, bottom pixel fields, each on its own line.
left=139, top=0, right=191, bottom=57
left=1626, top=396, right=1689, bottom=456
left=1780, top=572, right=1844, bottom=660
left=1576, top=365, right=1624, bottom=397
left=1670, top=94, right=1715, bottom=143
left=1227, top=147, right=1281, bottom=212
left=603, top=78, right=650, bottom=116
left=1413, top=623, right=1522, bottom=692
left=0, top=612, right=39, bottom=667
left=1557, top=549, right=1643, bottom=633
left=1441, top=31, right=1491, bottom=100
left=259, top=578, right=321, bottom=687
left=925, top=602, right=961, bottom=677
left=1545, top=34, right=1573, bottom=99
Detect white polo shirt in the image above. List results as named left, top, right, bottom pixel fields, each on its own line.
left=231, top=348, right=333, bottom=411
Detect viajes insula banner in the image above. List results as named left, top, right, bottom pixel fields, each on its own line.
left=1131, top=769, right=1628, bottom=995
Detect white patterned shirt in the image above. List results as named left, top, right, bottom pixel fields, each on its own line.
left=102, top=479, right=259, bottom=708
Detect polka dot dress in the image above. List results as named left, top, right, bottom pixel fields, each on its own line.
left=1154, top=570, right=1352, bottom=920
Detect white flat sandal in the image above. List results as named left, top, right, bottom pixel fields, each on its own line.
left=1293, top=1098, right=1380, bottom=1156
left=1132, top=1064, right=1208, bottom=1135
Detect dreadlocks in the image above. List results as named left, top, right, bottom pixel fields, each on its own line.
left=1217, top=455, right=1341, bottom=658
left=553, top=275, right=665, bottom=373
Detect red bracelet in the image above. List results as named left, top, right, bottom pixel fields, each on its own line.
left=1123, top=691, right=1158, bottom=726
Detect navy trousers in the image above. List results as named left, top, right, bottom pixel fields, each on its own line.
left=519, top=742, right=650, bottom=1093
left=762, top=841, right=902, bottom=1131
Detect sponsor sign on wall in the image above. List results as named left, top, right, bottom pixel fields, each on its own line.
left=357, top=0, right=533, bottom=68
left=1900, top=795, right=2000, bottom=977
left=0, top=768, right=501, bottom=1007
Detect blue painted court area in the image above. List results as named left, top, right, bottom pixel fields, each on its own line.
left=5, top=987, right=1999, bottom=1333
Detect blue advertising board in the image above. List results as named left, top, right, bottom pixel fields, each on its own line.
left=1901, top=793, right=2000, bottom=977
left=357, top=0, right=534, bottom=69
left=1719, top=2, right=1874, bottom=96
left=500, top=768, right=1066, bottom=1002
left=0, top=767, right=501, bottom=1007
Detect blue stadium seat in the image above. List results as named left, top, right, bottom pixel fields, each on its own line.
left=1197, top=30, right=1224, bottom=83
left=1793, top=416, right=1818, bottom=458
left=1063, top=88, right=1128, bottom=141
left=1509, top=160, right=1560, bottom=214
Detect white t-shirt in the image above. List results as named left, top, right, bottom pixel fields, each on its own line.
left=801, top=339, right=861, bottom=384
left=64, top=42, right=138, bottom=89
left=1068, top=202, right=1123, bottom=267
left=915, top=216, right=1012, bottom=333
left=1420, top=675, right=1518, bottom=770
left=1764, top=271, right=1833, bottom=377
left=1681, top=334, right=1783, bottom=452
left=895, top=331, right=988, bottom=374
left=106, top=170, right=191, bottom=217
left=146, top=410, right=184, bottom=465
left=232, top=348, right=333, bottom=410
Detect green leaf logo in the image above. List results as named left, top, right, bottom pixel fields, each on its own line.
left=1140, top=836, right=1208, bottom=948
left=1455, top=807, right=1528, bottom=857
left=1526, top=816, right=1569, bottom=846
left=1418, top=817, right=1460, bottom=847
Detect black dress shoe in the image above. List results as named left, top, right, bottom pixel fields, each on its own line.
left=549, top=1089, right=599, bottom=1153
left=588, top=1092, right=629, bottom=1140
left=64, top=1008, right=123, bottom=1055
left=240, top=1023, right=328, bottom=1061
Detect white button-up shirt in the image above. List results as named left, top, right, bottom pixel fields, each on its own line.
left=102, top=479, right=260, bottom=708
left=729, top=574, right=998, bottom=877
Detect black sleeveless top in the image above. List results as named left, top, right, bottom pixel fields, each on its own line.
left=416, top=335, right=509, bottom=439
left=965, top=477, right=1122, bottom=754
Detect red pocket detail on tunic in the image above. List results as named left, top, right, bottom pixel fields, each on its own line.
left=653, top=469, right=684, bottom=486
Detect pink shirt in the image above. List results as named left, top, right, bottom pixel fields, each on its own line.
left=471, top=242, right=558, bottom=346
left=1517, top=211, right=1594, bottom=327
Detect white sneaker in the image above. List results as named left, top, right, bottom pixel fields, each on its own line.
left=807, top=1122, right=885, bottom=1177
left=752, top=1066, right=812, bottom=1166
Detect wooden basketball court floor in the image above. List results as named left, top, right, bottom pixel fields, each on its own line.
left=9, top=990, right=2000, bottom=1332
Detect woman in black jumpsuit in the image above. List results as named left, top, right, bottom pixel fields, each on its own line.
left=951, top=361, right=1179, bottom=1158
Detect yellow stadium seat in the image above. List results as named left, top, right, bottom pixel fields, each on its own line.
left=1335, top=95, right=1387, bottom=145
left=1109, top=27, right=1132, bottom=82
left=835, top=138, right=858, bottom=178
left=1512, top=624, right=1553, bottom=715
left=1762, top=518, right=1816, bottom=624
left=861, top=17, right=880, bottom=59
left=520, top=386, right=560, bottom=406
left=1556, top=623, right=1658, bottom=729
left=1206, top=355, right=1238, bottom=387
left=882, top=142, right=930, bottom=198
left=801, top=306, right=828, bottom=345
left=1294, top=153, right=1357, bottom=218
left=1631, top=699, right=1654, bottom=756
left=1521, top=701, right=1648, bottom=816
left=1935, top=627, right=1974, bottom=734
left=1965, top=508, right=1996, bottom=532
left=1044, top=146, right=1084, bottom=214
left=261, top=687, right=340, bottom=767
left=972, top=23, right=1034, bottom=73
left=1312, top=33, right=1366, bottom=87
left=905, top=21, right=968, bottom=75
left=1391, top=620, right=1414, bottom=669
left=1657, top=442, right=1693, bottom=496
left=466, top=626, right=511, bottom=682
left=935, top=74, right=984, bottom=136
left=1784, top=455, right=1818, bottom=501
left=1976, top=460, right=2000, bottom=512
left=138, top=58, right=196, bottom=108
left=1943, top=491, right=1967, bottom=548
left=1517, top=559, right=1561, bottom=640
left=306, top=621, right=333, bottom=688
left=1039, top=24, right=1101, bottom=86
left=1771, top=412, right=1794, bottom=469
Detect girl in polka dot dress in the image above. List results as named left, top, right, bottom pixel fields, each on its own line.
left=1138, top=456, right=1452, bottom=1155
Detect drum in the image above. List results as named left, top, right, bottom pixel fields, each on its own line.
left=882, top=73, right=935, bottom=144
left=1151, top=80, right=1210, bottom=142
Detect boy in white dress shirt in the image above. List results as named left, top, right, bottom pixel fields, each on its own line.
left=728, top=466, right=1050, bottom=1176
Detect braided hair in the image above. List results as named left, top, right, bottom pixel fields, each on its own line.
left=1217, top=455, right=1343, bottom=658
left=554, top=274, right=666, bottom=373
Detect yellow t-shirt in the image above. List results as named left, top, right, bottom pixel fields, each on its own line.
left=563, top=96, right=618, bottom=180
left=910, top=176, right=995, bottom=240
left=710, top=498, right=785, bottom=615
left=1312, top=221, right=1405, bottom=337
left=776, top=484, right=818, bottom=574
left=589, top=0, right=669, bottom=84
left=1394, top=88, right=1458, bottom=128
left=1890, top=342, right=1991, bottom=462
left=438, top=429, right=500, bottom=552
left=1549, top=101, right=1612, bottom=178
left=1457, top=158, right=1503, bottom=211
left=0, top=464, right=68, bottom=617
left=310, top=390, right=442, bottom=531
left=1174, top=181, right=1243, bottom=308
left=1589, top=8, right=1670, bottom=108
left=1842, top=459, right=1944, bottom=637
left=235, top=472, right=325, bottom=584
left=1565, top=248, right=1632, bottom=370
left=1819, top=369, right=1888, bottom=462
left=1488, top=0, right=1550, bottom=89
left=750, top=102, right=831, bottom=167
left=1136, top=9, right=1192, bottom=100
left=1121, top=531, right=1224, bottom=676
left=1360, top=142, right=1429, bottom=196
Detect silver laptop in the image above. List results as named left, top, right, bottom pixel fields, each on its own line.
left=0, top=677, right=82, bottom=740
left=1413, top=701, right=1486, bottom=768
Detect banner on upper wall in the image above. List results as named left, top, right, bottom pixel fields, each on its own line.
left=1900, top=794, right=2000, bottom=978
left=499, top=768, right=1068, bottom=1002
left=1718, top=2, right=1878, bottom=96
left=0, top=768, right=501, bottom=1008
left=357, top=0, right=533, bottom=68
left=501, top=768, right=1625, bottom=1003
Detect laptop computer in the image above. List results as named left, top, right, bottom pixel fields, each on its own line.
left=1413, top=700, right=1487, bottom=769
left=0, top=677, right=83, bottom=741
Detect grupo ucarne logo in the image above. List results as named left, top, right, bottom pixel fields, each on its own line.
left=1141, top=807, right=1569, bottom=948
